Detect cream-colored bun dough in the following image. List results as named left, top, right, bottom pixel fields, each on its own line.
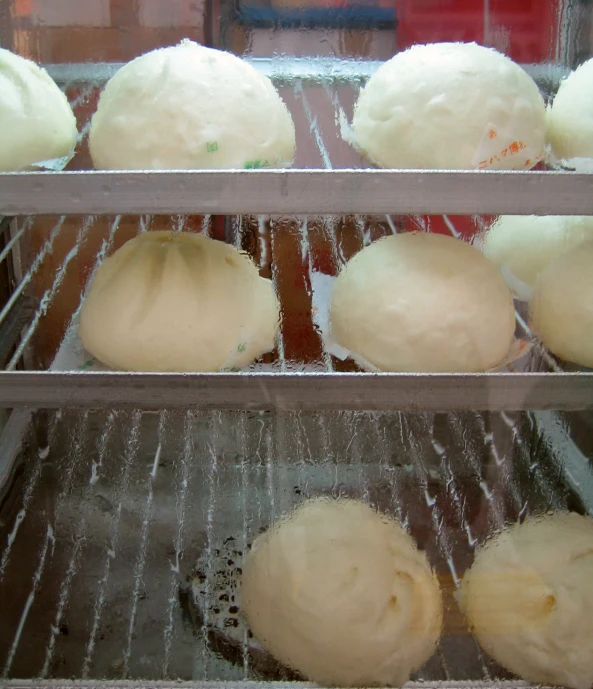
left=242, top=498, right=442, bottom=687
left=89, top=40, right=295, bottom=170
left=547, top=58, right=593, bottom=164
left=79, top=231, right=279, bottom=372
left=461, top=512, right=593, bottom=689
left=0, top=48, right=77, bottom=171
left=330, top=233, right=516, bottom=372
left=529, top=239, right=593, bottom=368
left=351, top=42, right=546, bottom=170
left=482, top=215, right=593, bottom=299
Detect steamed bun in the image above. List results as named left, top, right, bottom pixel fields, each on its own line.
left=547, top=58, right=593, bottom=165
left=351, top=42, right=545, bottom=170
left=461, top=512, right=593, bottom=689
left=529, top=239, right=593, bottom=368
left=482, top=215, right=593, bottom=299
left=89, top=40, right=295, bottom=170
left=242, top=498, right=442, bottom=687
left=79, top=231, right=279, bottom=371
left=0, top=48, right=77, bottom=171
left=329, top=233, right=516, bottom=372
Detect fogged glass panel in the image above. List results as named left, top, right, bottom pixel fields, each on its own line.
left=0, top=1, right=592, bottom=688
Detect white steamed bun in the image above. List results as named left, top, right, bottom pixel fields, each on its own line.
left=461, top=512, right=593, bottom=689
left=547, top=57, right=593, bottom=165
left=79, top=231, right=279, bottom=371
left=242, top=498, right=442, bottom=687
left=89, top=39, right=295, bottom=170
left=529, top=239, right=593, bottom=368
left=329, top=232, right=516, bottom=372
left=482, top=215, right=593, bottom=299
left=0, top=48, right=77, bottom=171
left=351, top=42, right=546, bottom=170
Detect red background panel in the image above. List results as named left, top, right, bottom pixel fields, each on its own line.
left=396, top=0, right=557, bottom=64
left=278, top=0, right=559, bottom=63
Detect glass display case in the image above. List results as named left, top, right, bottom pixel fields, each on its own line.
left=0, top=2, right=592, bottom=689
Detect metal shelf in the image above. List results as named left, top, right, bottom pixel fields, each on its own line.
left=2, top=57, right=587, bottom=217
left=0, top=679, right=545, bottom=689
left=0, top=405, right=585, bottom=683
left=0, top=371, right=591, bottom=411
left=43, top=58, right=569, bottom=88
left=45, top=57, right=385, bottom=86
left=2, top=170, right=593, bottom=217
left=0, top=209, right=590, bottom=413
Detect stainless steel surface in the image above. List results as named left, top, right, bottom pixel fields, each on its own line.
left=0, top=682, right=542, bottom=689
left=2, top=171, right=593, bottom=217
left=0, top=408, right=588, bottom=683
left=43, top=58, right=570, bottom=87
left=0, top=371, right=592, bottom=411
left=0, top=410, right=33, bottom=505
left=44, top=57, right=383, bottom=85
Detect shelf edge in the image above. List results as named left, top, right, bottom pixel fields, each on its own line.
left=1, top=170, right=592, bottom=216
left=0, top=371, right=590, bottom=411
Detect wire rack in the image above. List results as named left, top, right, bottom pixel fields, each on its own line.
left=0, top=208, right=591, bottom=410
left=0, top=59, right=592, bottom=410
left=0, top=60, right=591, bottom=217
left=0, top=405, right=590, bottom=685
